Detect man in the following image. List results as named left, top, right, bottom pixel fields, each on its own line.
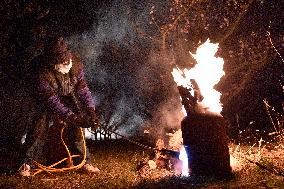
left=19, top=37, right=100, bottom=176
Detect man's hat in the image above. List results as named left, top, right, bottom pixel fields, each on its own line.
left=45, top=37, right=72, bottom=65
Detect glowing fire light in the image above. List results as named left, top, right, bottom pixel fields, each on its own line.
left=172, top=39, right=225, bottom=114
left=173, top=39, right=225, bottom=176
left=179, top=145, right=189, bottom=176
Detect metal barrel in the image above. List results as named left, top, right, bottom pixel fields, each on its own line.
left=181, top=113, right=232, bottom=178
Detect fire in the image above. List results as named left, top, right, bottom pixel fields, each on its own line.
left=178, top=145, right=189, bottom=176
left=172, top=39, right=225, bottom=176
left=172, top=39, right=225, bottom=114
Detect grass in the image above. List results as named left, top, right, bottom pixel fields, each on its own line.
left=0, top=137, right=284, bottom=189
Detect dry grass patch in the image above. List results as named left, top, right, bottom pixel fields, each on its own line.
left=0, top=135, right=284, bottom=188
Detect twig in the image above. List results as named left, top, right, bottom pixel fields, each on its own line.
left=258, top=137, right=264, bottom=156
left=245, top=143, right=256, bottom=155
left=267, top=21, right=284, bottom=63
left=220, top=0, right=256, bottom=44
left=263, top=99, right=280, bottom=134
left=236, top=113, right=242, bottom=142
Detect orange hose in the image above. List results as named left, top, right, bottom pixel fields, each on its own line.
left=32, top=126, right=87, bottom=176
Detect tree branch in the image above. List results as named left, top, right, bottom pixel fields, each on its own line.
left=266, top=21, right=284, bottom=64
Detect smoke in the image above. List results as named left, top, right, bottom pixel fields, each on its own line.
left=67, top=0, right=185, bottom=139
left=148, top=96, right=185, bottom=139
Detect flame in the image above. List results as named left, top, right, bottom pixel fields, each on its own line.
left=172, top=39, right=225, bottom=114
left=230, top=154, right=240, bottom=171
left=179, top=145, right=189, bottom=176
left=173, top=39, right=225, bottom=176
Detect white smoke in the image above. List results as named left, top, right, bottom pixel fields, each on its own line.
left=67, top=0, right=185, bottom=139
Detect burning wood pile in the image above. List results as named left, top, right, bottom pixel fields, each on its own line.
left=137, top=129, right=186, bottom=178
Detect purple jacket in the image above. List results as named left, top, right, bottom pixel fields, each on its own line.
left=37, top=55, right=95, bottom=120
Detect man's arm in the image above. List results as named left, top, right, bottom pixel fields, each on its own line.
left=72, top=61, right=99, bottom=129
left=37, top=70, right=74, bottom=120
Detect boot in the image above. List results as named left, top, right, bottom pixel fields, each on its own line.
left=18, top=163, right=31, bottom=177
left=81, top=163, right=100, bottom=174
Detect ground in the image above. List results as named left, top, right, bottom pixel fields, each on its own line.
left=0, top=138, right=283, bottom=189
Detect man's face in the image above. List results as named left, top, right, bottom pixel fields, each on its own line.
left=54, top=59, right=73, bottom=74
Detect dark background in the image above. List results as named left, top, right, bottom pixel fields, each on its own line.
left=0, top=0, right=283, bottom=145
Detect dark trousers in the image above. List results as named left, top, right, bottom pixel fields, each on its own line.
left=22, top=114, right=91, bottom=168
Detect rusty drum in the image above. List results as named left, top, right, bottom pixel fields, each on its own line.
left=181, top=113, right=232, bottom=178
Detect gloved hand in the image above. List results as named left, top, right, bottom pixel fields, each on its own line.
left=87, top=107, right=100, bottom=130
left=66, top=113, right=86, bottom=128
